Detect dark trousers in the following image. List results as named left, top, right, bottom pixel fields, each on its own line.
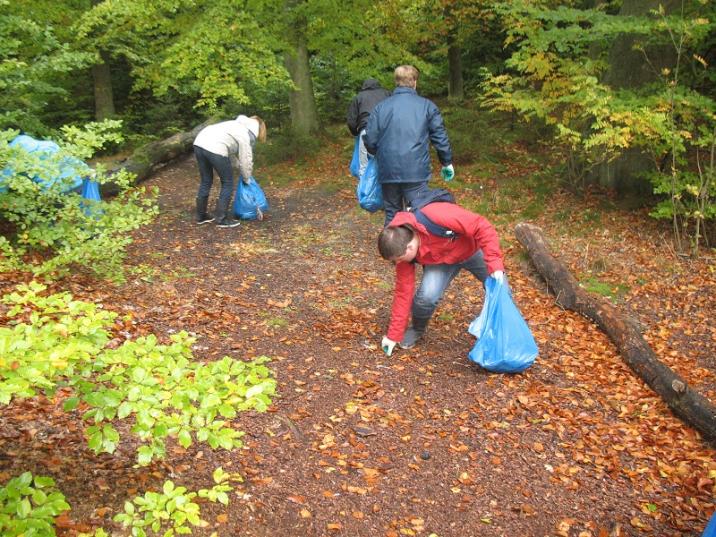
left=381, top=181, right=430, bottom=226
left=194, top=145, right=234, bottom=207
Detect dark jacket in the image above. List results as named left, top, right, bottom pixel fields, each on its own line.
left=346, top=79, right=391, bottom=136
left=386, top=204, right=504, bottom=341
left=363, top=87, right=452, bottom=184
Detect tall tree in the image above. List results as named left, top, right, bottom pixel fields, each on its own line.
left=283, top=0, right=319, bottom=134
left=91, top=51, right=115, bottom=120
left=89, top=0, right=115, bottom=120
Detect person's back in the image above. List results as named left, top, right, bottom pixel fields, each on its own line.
left=364, top=65, right=453, bottom=225
left=367, top=89, right=450, bottom=183
left=346, top=79, right=391, bottom=137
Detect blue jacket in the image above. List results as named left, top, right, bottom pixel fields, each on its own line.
left=363, top=87, right=452, bottom=184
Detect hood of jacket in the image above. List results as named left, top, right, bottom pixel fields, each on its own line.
left=361, top=78, right=383, bottom=91
left=235, top=115, right=260, bottom=139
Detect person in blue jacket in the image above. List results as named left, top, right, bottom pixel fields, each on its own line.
left=363, top=65, right=454, bottom=226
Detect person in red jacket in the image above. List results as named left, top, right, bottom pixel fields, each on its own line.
left=377, top=202, right=505, bottom=356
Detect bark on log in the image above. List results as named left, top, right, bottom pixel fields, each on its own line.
left=103, top=120, right=212, bottom=196
left=514, top=222, right=716, bottom=442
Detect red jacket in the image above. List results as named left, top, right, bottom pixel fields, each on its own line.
left=386, top=203, right=504, bottom=342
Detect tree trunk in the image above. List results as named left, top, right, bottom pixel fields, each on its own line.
left=592, top=0, right=681, bottom=192
left=447, top=43, right=464, bottom=102
left=105, top=120, right=212, bottom=195
left=514, top=222, right=716, bottom=443
left=284, top=36, right=319, bottom=135
left=91, top=51, right=115, bottom=121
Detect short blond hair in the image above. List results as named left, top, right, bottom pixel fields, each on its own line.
left=394, top=65, right=419, bottom=88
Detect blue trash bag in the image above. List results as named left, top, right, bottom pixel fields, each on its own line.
left=234, top=176, right=269, bottom=220
left=703, top=512, right=716, bottom=537
left=2, top=135, right=88, bottom=193
left=80, top=177, right=102, bottom=216
left=467, top=276, right=538, bottom=373
left=349, top=136, right=361, bottom=178
left=356, top=157, right=383, bottom=213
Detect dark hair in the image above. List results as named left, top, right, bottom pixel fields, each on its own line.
left=378, top=226, right=413, bottom=259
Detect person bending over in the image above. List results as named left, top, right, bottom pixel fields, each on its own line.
left=378, top=202, right=504, bottom=355
left=193, top=114, right=267, bottom=228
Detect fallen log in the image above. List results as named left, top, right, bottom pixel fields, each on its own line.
left=103, top=120, right=213, bottom=196
left=514, top=222, right=716, bottom=442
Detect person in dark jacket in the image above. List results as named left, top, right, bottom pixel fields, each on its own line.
left=364, top=65, right=455, bottom=226
left=346, top=79, right=391, bottom=178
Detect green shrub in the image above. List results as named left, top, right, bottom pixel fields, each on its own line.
left=112, top=468, right=236, bottom=536
left=0, top=122, right=158, bottom=281
left=255, top=128, right=325, bottom=166
left=0, top=472, right=70, bottom=537
left=1, top=282, right=276, bottom=465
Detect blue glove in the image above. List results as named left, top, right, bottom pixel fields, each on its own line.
left=441, top=164, right=455, bottom=181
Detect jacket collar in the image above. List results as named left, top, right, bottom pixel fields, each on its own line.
left=393, top=87, right=417, bottom=96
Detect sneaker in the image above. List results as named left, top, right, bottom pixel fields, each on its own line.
left=196, top=214, right=214, bottom=225
left=216, top=217, right=240, bottom=228
left=399, top=327, right=425, bottom=349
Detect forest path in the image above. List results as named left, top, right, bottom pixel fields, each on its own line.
left=119, top=141, right=713, bottom=536
left=1, top=137, right=713, bottom=536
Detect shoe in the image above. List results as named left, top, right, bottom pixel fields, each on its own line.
left=399, top=316, right=430, bottom=349
left=399, top=327, right=425, bottom=349
left=216, top=217, right=240, bottom=228
left=214, top=197, right=239, bottom=228
left=195, top=196, right=213, bottom=224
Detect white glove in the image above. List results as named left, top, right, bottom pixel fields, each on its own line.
left=242, top=175, right=252, bottom=185
left=381, top=336, right=397, bottom=356
left=440, top=164, right=455, bottom=181
left=491, top=270, right=504, bottom=283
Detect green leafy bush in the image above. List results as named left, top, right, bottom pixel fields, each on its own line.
left=1, top=282, right=276, bottom=465
left=481, top=3, right=716, bottom=252
left=0, top=472, right=70, bottom=537
left=0, top=122, right=158, bottom=281
left=112, top=467, right=236, bottom=536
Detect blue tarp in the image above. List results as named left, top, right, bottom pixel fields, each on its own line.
left=0, top=134, right=91, bottom=194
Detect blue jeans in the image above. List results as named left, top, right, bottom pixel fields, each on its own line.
left=381, top=181, right=430, bottom=226
left=413, top=250, right=488, bottom=321
left=194, top=145, right=234, bottom=207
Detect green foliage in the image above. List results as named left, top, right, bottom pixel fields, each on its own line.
left=76, top=0, right=289, bottom=115
left=256, top=128, right=325, bottom=166
left=1, top=282, right=277, bottom=465
left=0, top=123, right=158, bottom=281
left=482, top=0, right=716, bottom=253
left=0, top=467, right=238, bottom=537
left=0, top=472, right=70, bottom=537
left=0, top=1, right=94, bottom=134
left=113, top=469, right=236, bottom=536
left=581, top=276, right=629, bottom=300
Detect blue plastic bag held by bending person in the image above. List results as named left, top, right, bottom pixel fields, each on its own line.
left=356, top=157, right=383, bottom=212
left=703, top=512, right=716, bottom=537
left=468, top=275, right=538, bottom=373
left=349, top=136, right=360, bottom=178
left=234, top=176, right=269, bottom=220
